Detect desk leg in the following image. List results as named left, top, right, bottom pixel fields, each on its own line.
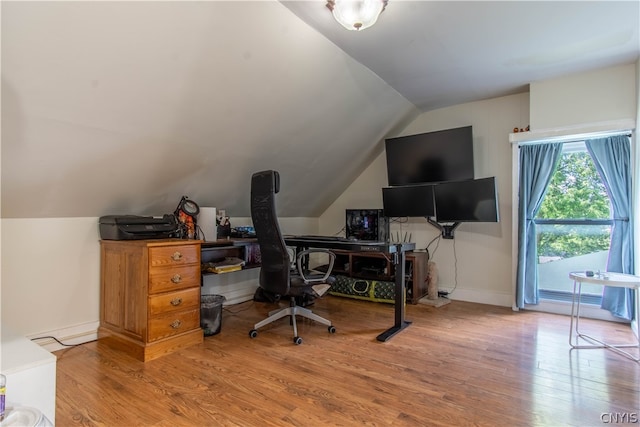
left=377, top=249, right=411, bottom=342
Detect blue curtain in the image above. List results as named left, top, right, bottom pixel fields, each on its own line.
left=516, top=143, right=563, bottom=307
left=585, top=135, right=634, bottom=320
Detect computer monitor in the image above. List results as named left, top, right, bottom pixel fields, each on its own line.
left=345, top=209, right=389, bottom=241
left=382, top=184, right=435, bottom=218
left=433, top=177, right=499, bottom=223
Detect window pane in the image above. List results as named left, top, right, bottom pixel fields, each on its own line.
left=537, top=223, right=610, bottom=296
left=537, top=151, right=610, bottom=220
left=536, top=143, right=611, bottom=301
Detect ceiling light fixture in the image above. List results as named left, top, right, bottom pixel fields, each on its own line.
left=326, top=0, right=388, bottom=31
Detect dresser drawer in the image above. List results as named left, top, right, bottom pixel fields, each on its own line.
left=148, top=287, right=200, bottom=317
left=149, top=245, right=200, bottom=268
left=148, top=309, right=200, bottom=342
left=149, top=266, right=200, bottom=294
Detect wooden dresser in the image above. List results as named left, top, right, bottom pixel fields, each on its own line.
left=99, top=239, right=203, bottom=362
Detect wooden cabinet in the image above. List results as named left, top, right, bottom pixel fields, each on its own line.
left=99, top=239, right=203, bottom=362
left=330, top=250, right=429, bottom=304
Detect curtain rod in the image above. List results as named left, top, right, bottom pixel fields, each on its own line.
left=515, top=129, right=633, bottom=146
left=509, top=119, right=636, bottom=145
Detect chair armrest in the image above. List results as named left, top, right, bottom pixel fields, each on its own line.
left=296, top=249, right=335, bottom=284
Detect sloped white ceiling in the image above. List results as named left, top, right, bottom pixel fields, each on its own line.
left=1, top=1, right=419, bottom=219
left=284, top=1, right=640, bottom=112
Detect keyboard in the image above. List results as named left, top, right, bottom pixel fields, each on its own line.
left=284, top=234, right=349, bottom=242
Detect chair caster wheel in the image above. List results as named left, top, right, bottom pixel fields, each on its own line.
left=293, top=336, right=302, bottom=345
left=328, top=326, right=336, bottom=334
left=249, top=329, right=258, bottom=339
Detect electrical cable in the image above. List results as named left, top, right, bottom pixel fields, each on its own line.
left=448, top=237, right=459, bottom=296
left=222, top=300, right=255, bottom=314
left=426, top=233, right=440, bottom=253
left=428, top=234, right=442, bottom=258
left=30, top=336, right=80, bottom=347
left=389, top=217, right=408, bottom=224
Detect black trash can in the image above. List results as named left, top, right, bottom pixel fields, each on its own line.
left=201, top=294, right=225, bottom=336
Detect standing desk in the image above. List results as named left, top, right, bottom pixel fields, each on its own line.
left=284, top=236, right=416, bottom=342
left=569, top=271, right=640, bottom=362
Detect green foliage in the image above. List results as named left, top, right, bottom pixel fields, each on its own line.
left=537, top=152, right=610, bottom=220
left=536, top=151, right=611, bottom=258
left=537, top=225, right=610, bottom=258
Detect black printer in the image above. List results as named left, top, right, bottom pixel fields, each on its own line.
left=99, top=215, right=178, bottom=240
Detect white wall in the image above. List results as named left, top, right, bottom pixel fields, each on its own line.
left=320, top=93, right=530, bottom=307
left=2, top=1, right=417, bottom=220
left=2, top=218, right=101, bottom=342
left=530, top=63, right=637, bottom=130
left=0, top=216, right=318, bottom=349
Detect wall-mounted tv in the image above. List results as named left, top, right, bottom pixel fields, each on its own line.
left=433, top=177, right=499, bottom=223
left=382, top=184, right=434, bottom=218
left=385, top=126, right=474, bottom=186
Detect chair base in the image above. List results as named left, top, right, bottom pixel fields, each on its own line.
left=250, top=298, right=334, bottom=344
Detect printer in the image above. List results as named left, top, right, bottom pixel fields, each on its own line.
left=99, top=215, right=179, bottom=240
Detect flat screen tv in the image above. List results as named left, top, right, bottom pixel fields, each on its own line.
left=385, top=126, right=474, bottom=186
left=382, top=184, right=434, bottom=218
left=433, top=177, right=499, bottom=223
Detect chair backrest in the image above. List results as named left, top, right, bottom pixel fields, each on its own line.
left=251, top=170, right=290, bottom=296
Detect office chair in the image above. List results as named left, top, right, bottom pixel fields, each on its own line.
left=249, top=170, right=336, bottom=345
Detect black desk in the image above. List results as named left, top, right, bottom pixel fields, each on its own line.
left=284, top=235, right=416, bottom=342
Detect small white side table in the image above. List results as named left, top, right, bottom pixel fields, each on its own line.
left=569, top=271, right=640, bottom=362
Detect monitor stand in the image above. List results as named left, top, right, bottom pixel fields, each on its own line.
left=426, top=217, right=460, bottom=239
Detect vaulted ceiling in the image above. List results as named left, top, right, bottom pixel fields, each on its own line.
left=2, top=1, right=638, bottom=219
left=284, top=1, right=640, bottom=112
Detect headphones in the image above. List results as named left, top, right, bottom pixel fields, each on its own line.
left=174, top=196, right=200, bottom=239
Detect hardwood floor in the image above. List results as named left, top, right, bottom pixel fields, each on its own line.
left=55, top=297, right=639, bottom=426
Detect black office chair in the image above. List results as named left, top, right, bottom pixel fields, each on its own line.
left=249, top=170, right=336, bottom=345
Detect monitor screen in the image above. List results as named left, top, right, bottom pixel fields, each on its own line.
left=385, top=126, right=474, bottom=186
left=345, top=209, right=388, bottom=241
left=382, top=184, right=434, bottom=218
left=433, top=177, right=499, bottom=223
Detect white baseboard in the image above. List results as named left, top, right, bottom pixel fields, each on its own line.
left=224, top=292, right=256, bottom=306
left=27, top=321, right=100, bottom=352
left=440, top=287, right=513, bottom=307
left=28, top=285, right=258, bottom=352
left=525, top=299, right=629, bottom=323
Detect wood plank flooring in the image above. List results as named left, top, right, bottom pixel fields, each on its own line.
left=54, top=297, right=639, bottom=426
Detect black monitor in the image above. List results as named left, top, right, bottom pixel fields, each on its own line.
left=385, top=126, right=474, bottom=186
left=345, top=209, right=389, bottom=241
left=382, top=184, right=434, bottom=218
left=433, top=177, right=499, bottom=223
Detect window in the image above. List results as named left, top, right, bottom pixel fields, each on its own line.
left=535, top=142, right=612, bottom=303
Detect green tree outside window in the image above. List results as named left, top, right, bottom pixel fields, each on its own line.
left=536, top=151, right=611, bottom=258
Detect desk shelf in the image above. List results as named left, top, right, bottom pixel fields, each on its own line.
left=201, top=239, right=261, bottom=276
left=331, top=250, right=428, bottom=304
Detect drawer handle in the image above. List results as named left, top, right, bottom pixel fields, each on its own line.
left=172, top=251, right=183, bottom=261
left=170, top=298, right=183, bottom=306
left=171, top=274, right=182, bottom=284
left=170, top=320, right=182, bottom=329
